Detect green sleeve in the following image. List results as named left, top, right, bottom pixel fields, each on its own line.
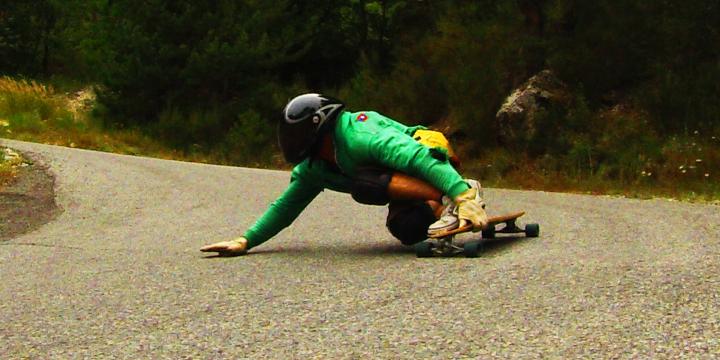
left=367, top=127, right=469, bottom=198
left=244, top=176, right=322, bottom=249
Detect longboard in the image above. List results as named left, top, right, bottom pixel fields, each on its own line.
left=428, top=211, right=526, bottom=238
left=417, top=211, right=539, bottom=258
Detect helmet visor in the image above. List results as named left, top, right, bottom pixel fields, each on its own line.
left=277, top=118, right=319, bottom=164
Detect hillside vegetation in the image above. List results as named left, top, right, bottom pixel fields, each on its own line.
left=1, top=0, right=718, bottom=200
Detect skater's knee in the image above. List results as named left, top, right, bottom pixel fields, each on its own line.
left=351, top=167, right=392, bottom=205
left=386, top=201, right=436, bottom=245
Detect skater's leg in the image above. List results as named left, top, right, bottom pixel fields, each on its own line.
left=387, top=172, right=442, bottom=202
left=351, top=168, right=442, bottom=205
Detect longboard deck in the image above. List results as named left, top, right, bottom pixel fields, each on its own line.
left=428, top=211, right=526, bottom=238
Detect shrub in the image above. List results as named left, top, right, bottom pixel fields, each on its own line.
left=220, top=110, right=276, bottom=165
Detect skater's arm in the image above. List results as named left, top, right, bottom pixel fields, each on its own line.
left=376, top=112, right=426, bottom=136
left=367, top=128, right=469, bottom=198
left=244, top=178, right=322, bottom=249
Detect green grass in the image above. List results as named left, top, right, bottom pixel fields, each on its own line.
left=462, top=146, right=720, bottom=204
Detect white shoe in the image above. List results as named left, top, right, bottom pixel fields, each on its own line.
left=426, top=179, right=485, bottom=237
left=427, top=196, right=459, bottom=236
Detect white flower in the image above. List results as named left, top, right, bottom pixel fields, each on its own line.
left=705, top=173, right=710, bottom=178
left=694, top=130, right=699, bottom=135
left=682, top=169, right=687, bottom=174
left=696, top=159, right=703, bottom=163
left=679, top=165, right=685, bottom=170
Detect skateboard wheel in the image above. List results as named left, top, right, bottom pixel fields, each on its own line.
left=415, top=242, right=433, bottom=258
left=525, top=223, right=540, bottom=237
left=482, top=226, right=496, bottom=239
left=463, top=241, right=482, bottom=258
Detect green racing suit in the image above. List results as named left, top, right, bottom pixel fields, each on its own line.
left=244, top=110, right=470, bottom=249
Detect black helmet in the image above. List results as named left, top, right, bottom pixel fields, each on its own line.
left=278, top=93, right=345, bottom=164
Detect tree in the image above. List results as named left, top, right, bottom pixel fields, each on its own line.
left=0, top=0, right=56, bottom=76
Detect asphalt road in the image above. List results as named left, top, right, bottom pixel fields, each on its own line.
left=1, top=138, right=719, bottom=359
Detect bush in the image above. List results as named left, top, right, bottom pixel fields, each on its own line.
left=640, top=62, right=720, bottom=135
left=593, top=111, right=662, bottom=183
left=659, top=134, right=720, bottom=186
left=220, top=110, right=276, bottom=165
left=155, top=106, right=226, bottom=150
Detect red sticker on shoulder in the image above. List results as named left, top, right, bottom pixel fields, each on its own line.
left=356, top=113, right=368, bottom=122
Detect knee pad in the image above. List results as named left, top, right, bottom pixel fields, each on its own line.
left=386, top=201, right=436, bottom=246
left=351, top=167, right=392, bottom=205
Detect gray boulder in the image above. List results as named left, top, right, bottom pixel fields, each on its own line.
left=496, top=70, right=570, bottom=149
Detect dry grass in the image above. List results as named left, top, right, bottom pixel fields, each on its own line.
left=0, top=164, right=15, bottom=186
left=0, top=77, right=52, bottom=97
left=0, top=166, right=15, bottom=188
left=0, top=77, right=214, bottom=165
left=0, top=76, right=76, bottom=134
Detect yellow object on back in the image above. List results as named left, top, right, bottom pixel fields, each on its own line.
left=413, top=129, right=459, bottom=164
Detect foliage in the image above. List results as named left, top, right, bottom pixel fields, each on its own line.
left=219, top=109, right=277, bottom=165
left=0, top=0, right=719, bottom=194
left=0, top=0, right=56, bottom=76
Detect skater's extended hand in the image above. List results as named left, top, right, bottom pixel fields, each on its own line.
left=455, top=188, right=488, bottom=231
left=200, top=236, right=248, bottom=256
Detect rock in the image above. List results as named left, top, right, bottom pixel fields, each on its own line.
left=1, top=147, right=29, bottom=168
left=3, top=147, right=21, bottom=163
left=496, top=70, right=571, bottom=149
left=67, top=87, right=97, bottom=116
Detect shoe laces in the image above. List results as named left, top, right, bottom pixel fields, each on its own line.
left=439, top=196, right=458, bottom=217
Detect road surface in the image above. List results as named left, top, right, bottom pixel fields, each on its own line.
left=1, top=139, right=719, bottom=358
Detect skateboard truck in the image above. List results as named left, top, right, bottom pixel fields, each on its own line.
left=414, top=211, right=540, bottom=258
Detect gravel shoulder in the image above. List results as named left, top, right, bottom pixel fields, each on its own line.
left=0, top=149, right=60, bottom=241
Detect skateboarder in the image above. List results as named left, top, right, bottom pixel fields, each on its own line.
left=201, top=93, right=488, bottom=256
